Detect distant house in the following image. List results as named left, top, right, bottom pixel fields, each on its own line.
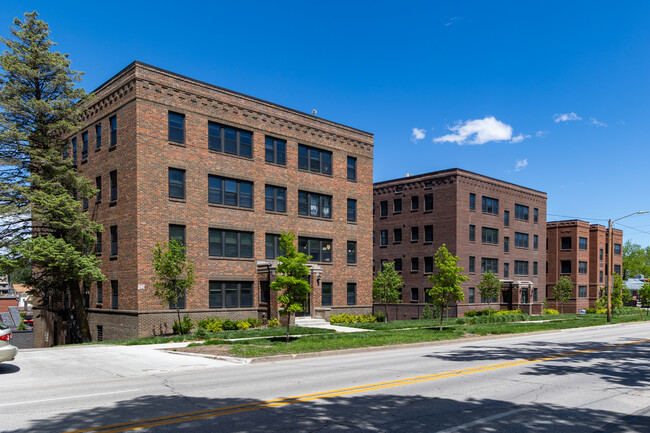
left=624, top=275, right=648, bottom=306
left=0, top=276, right=18, bottom=314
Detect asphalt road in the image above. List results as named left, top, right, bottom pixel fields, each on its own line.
left=2, top=322, right=650, bottom=433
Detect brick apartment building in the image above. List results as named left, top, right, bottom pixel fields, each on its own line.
left=34, top=61, right=373, bottom=345
left=373, top=169, right=547, bottom=319
left=546, top=220, right=623, bottom=312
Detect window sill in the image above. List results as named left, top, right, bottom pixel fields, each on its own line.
left=347, top=221, right=357, bottom=225
left=297, top=168, right=333, bottom=178
left=379, top=216, right=387, bottom=219
left=109, top=256, right=118, bottom=261
left=514, top=218, right=530, bottom=223
left=265, top=161, right=287, bottom=169
left=109, top=201, right=117, bottom=207
left=208, top=257, right=255, bottom=262
left=423, top=209, right=433, bottom=213
left=265, top=210, right=288, bottom=216
left=482, top=212, right=499, bottom=217
left=297, top=214, right=332, bottom=222
left=81, top=159, right=88, bottom=165
left=380, top=245, right=387, bottom=248
left=169, top=198, right=186, bottom=203
left=411, top=209, right=419, bottom=212
left=423, top=241, right=433, bottom=245
left=347, top=178, right=357, bottom=183
left=410, top=270, right=419, bottom=273
left=393, top=212, right=402, bottom=215
left=209, top=203, right=255, bottom=212
left=169, top=141, right=186, bottom=148
left=208, top=149, right=253, bottom=161
left=347, top=263, right=357, bottom=266
left=309, top=261, right=333, bottom=266
left=411, top=240, right=419, bottom=243
left=95, top=147, right=101, bottom=153
left=393, top=241, right=402, bottom=245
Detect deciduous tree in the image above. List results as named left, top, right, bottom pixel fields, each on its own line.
left=426, top=244, right=469, bottom=330
left=373, top=261, right=403, bottom=304
left=553, top=276, right=573, bottom=314
left=477, top=271, right=501, bottom=315
left=622, top=241, right=650, bottom=279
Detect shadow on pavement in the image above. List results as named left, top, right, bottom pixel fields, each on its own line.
left=0, top=363, right=20, bottom=374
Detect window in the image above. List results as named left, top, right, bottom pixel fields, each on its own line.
left=469, top=256, right=475, bottom=273
left=504, top=237, right=509, bottom=253
left=298, top=144, right=332, bottom=175
left=168, top=168, right=186, bottom=200
left=393, top=228, right=402, bottom=243
left=169, top=224, right=186, bottom=247
left=265, top=185, right=286, bottom=213
left=347, top=241, right=357, bottom=264
left=578, top=286, right=587, bottom=298
left=614, top=264, right=621, bottom=275
left=209, top=229, right=253, bottom=258
left=561, top=260, right=571, bottom=274
left=579, top=237, right=588, bottom=250
left=95, top=124, right=102, bottom=149
left=265, top=136, right=286, bottom=165
left=81, top=131, right=88, bottom=161
left=561, top=237, right=572, bottom=250
left=504, top=262, right=509, bottom=278
left=411, top=226, right=419, bottom=241
left=514, top=261, right=529, bottom=275
left=110, top=225, right=118, bottom=256
left=380, top=230, right=388, bottom=246
left=109, top=116, right=117, bottom=146
left=481, top=291, right=498, bottom=304
left=533, top=261, right=538, bottom=276
left=209, top=281, right=253, bottom=308
left=469, top=225, right=476, bottom=242
left=600, top=249, right=604, bottom=260
left=533, top=235, right=538, bottom=250
left=482, top=196, right=499, bottom=214
left=534, top=208, right=539, bottom=223
left=411, top=287, right=419, bottom=302
left=393, top=198, right=402, bottom=213
left=469, top=288, right=475, bottom=303
left=521, top=288, right=529, bottom=304
left=578, top=261, right=587, bottom=274
left=394, top=258, right=402, bottom=271
left=209, top=175, right=253, bottom=208
left=411, top=257, right=419, bottom=271
left=504, top=210, right=510, bottom=227
left=347, top=156, right=357, bottom=181
left=168, top=112, right=185, bottom=143
left=265, top=233, right=282, bottom=259
left=469, top=193, right=476, bottom=211
left=600, top=271, right=603, bottom=283
left=72, top=137, right=77, bottom=165
left=424, top=257, right=434, bottom=274
left=514, top=204, right=529, bottom=221
left=169, top=287, right=186, bottom=310
left=95, top=232, right=102, bottom=255
left=109, top=170, right=117, bottom=202
left=380, top=201, right=388, bottom=217
left=347, top=283, right=356, bottom=305
left=347, top=199, right=357, bottom=222
left=424, top=225, right=433, bottom=242
left=111, top=280, right=118, bottom=309
left=533, top=287, right=538, bottom=302
left=208, top=122, right=252, bottom=158
left=424, top=194, right=433, bottom=211
left=298, top=237, right=332, bottom=262
left=97, top=281, right=103, bottom=304
left=95, top=176, right=102, bottom=202
left=482, top=227, right=499, bottom=244
left=481, top=258, right=498, bottom=274
left=614, top=244, right=621, bottom=255
left=298, top=191, right=332, bottom=218
left=411, top=196, right=419, bottom=210
left=514, top=232, right=529, bottom=248
left=82, top=197, right=88, bottom=212
left=322, top=282, right=333, bottom=306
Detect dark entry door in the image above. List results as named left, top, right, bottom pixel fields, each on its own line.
left=502, top=287, right=513, bottom=310
left=296, top=292, right=311, bottom=317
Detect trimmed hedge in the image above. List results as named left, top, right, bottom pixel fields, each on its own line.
left=543, top=308, right=559, bottom=315
left=330, top=313, right=378, bottom=324
left=468, top=314, right=528, bottom=325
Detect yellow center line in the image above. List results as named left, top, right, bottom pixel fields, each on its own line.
left=66, top=337, right=650, bottom=433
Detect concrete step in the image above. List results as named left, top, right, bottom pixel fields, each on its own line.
left=294, top=317, right=329, bottom=327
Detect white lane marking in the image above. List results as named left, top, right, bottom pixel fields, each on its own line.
left=435, top=408, right=525, bottom=433
left=0, top=389, right=142, bottom=407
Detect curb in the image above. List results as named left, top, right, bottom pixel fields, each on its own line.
left=161, top=349, right=252, bottom=364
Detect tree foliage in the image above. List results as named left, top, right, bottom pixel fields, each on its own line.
left=553, top=276, right=573, bottom=314
left=151, top=239, right=195, bottom=335
left=639, top=283, right=650, bottom=309
left=426, top=244, right=469, bottom=330
left=372, top=261, right=403, bottom=304
left=270, top=231, right=311, bottom=343
left=0, top=12, right=101, bottom=343
left=596, top=273, right=625, bottom=310
left=477, top=271, right=501, bottom=315
left=622, top=240, right=650, bottom=279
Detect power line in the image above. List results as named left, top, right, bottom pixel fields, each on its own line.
left=615, top=223, right=650, bottom=237
left=547, top=213, right=608, bottom=222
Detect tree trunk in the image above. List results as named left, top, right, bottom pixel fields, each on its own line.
left=439, top=306, right=443, bottom=331
left=176, top=306, right=182, bottom=335
left=286, top=312, right=291, bottom=343
left=68, top=281, right=91, bottom=343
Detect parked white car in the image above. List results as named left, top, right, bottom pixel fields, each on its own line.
left=0, top=321, right=18, bottom=363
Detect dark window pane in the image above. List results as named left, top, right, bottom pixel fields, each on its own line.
left=168, top=112, right=185, bottom=143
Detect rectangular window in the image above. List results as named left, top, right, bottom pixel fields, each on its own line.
left=81, top=131, right=88, bottom=161
left=533, top=287, right=538, bottom=302
left=168, top=168, right=186, bottom=200
left=169, top=224, right=186, bottom=247
left=482, top=227, right=499, bottom=244
left=411, top=257, right=419, bottom=271
left=168, top=112, right=185, bottom=143
left=95, top=176, right=102, bottom=202
left=482, top=196, right=499, bottom=214
left=380, top=201, right=388, bottom=217
left=109, top=116, right=117, bottom=146
left=614, top=264, right=621, bottom=275
left=504, top=236, right=509, bottom=253
left=97, top=281, right=103, bottom=304
left=169, top=287, right=186, bottom=310
left=481, top=258, right=498, bottom=274
left=579, top=237, right=588, bottom=250
left=72, top=137, right=77, bottom=165
left=504, top=262, right=510, bottom=278
left=347, top=241, right=357, bottom=264
left=514, top=260, right=529, bottom=275
left=209, top=281, right=253, bottom=308
left=265, top=233, right=282, bottom=259
left=265, top=185, right=286, bottom=213
left=578, top=261, right=587, bottom=274
left=82, top=197, right=88, bottom=212
left=533, top=235, right=539, bottom=250
left=533, top=261, right=538, bottom=276
left=208, top=122, right=252, bottom=158
left=614, top=244, right=621, bottom=255
left=95, top=232, right=102, bottom=255
left=411, top=226, right=419, bottom=241
left=208, top=175, right=253, bottom=209
left=298, top=190, right=332, bottom=219
left=322, top=282, right=333, bottom=306
left=394, top=258, right=402, bottom=271
left=265, top=136, right=286, bottom=165
left=393, top=198, right=402, bottom=213
left=469, top=193, right=476, bottom=211
left=424, top=257, right=434, bottom=274
left=561, top=237, right=572, bottom=250
left=469, top=225, right=476, bottom=242
left=347, top=199, right=357, bottom=222
left=95, top=123, right=102, bottom=149
left=514, top=204, right=529, bottom=221
left=393, top=228, right=402, bottom=243
left=411, top=287, right=419, bottom=302
left=600, top=271, right=603, bottom=283
left=109, top=170, right=117, bottom=202
left=424, top=193, right=433, bottom=211
left=578, top=286, right=587, bottom=298
left=504, top=210, right=510, bottom=227
left=347, top=283, right=357, bottom=305
left=110, top=225, right=118, bottom=256
left=298, top=237, right=332, bottom=262
left=514, top=232, right=529, bottom=248
left=411, top=196, right=419, bottom=210
left=469, top=256, right=475, bottom=273
left=209, top=229, right=253, bottom=258
left=469, top=288, right=475, bottom=303
left=561, top=260, right=571, bottom=274
left=534, top=208, right=539, bottom=223
left=600, top=249, right=604, bottom=260
left=424, top=225, right=433, bottom=242
left=111, top=280, right=118, bottom=310
left=347, top=156, right=357, bottom=181
left=298, top=144, right=332, bottom=175
left=380, top=230, right=388, bottom=246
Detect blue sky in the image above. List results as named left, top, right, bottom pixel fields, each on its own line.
left=3, top=1, right=650, bottom=245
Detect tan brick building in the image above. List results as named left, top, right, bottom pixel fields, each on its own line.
left=546, top=220, right=623, bottom=312
left=373, top=169, right=547, bottom=319
left=36, top=62, right=374, bottom=344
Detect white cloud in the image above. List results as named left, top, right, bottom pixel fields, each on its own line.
left=535, top=130, right=548, bottom=137
left=411, top=127, right=426, bottom=142
left=445, top=17, right=463, bottom=26
left=433, top=116, right=514, bottom=145
left=553, top=112, right=582, bottom=123
left=515, top=158, right=528, bottom=172
left=510, top=133, right=530, bottom=143
left=589, top=117, right=607, bottom=127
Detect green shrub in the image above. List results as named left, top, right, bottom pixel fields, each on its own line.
left=330, top=313, right=377, bottom=324
left=464, top=310, right=479, bottom=317
left=613, top=307, right=639, bottom=316
left=173, top=314, right=193, bottom=335
left=596, top=308, right=606, bottom=314
left=196, top=317, right=223, bottom=333
left=494, top=309, right=524, bottom=316
left=455, top=318, right=467, bottom=325
left=221, top=319, right=238, bottom=330
left=268, top=317, right=280, bottom=328
left=421, top=303, right=434, bottom=320
left=20, top=312, right=26, bottom=319
left=469, top=314, right=527, bottom=324
left=193, top=326, right=208, bottom=340
left=246, top=317, right=263, bottom=328
left=544, top=308, right=559, bottom=315
left=586, top=308, right=597, bottom=314
left=237, top=321, right=251, bottom=330
left=375, top=311, right=387, bottom=322
left=479, top=308, right=497, bottom=316
left=17, top=321, right=27, bottom=330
